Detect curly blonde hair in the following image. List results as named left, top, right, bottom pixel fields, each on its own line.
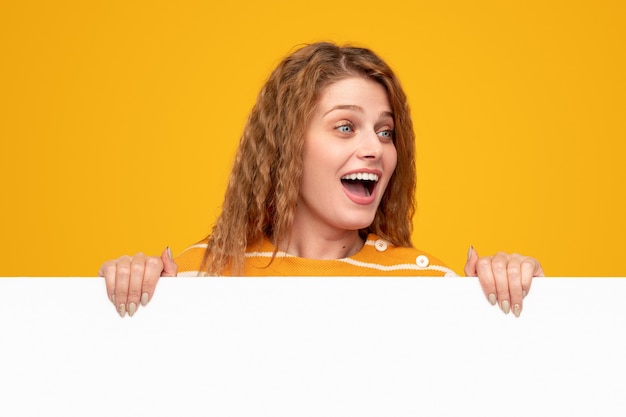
left=201, top=42, right=416, bottom=275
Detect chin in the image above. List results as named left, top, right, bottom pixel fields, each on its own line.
left=338, top=215, right=376, bottom=232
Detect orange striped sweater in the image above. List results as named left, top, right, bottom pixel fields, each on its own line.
left=175, top=234, right=458, bottom=277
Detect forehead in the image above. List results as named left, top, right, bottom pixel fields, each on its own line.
left=316, top=77, right=391, bottom=111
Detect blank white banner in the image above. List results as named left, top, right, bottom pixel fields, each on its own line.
left=0, top=277, right=624, bottom=417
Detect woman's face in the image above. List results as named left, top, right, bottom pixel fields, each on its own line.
left=294, top=76, right=398, bottom=237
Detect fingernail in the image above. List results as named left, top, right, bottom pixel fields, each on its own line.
left=513, top=304, right=521, bottom=318
left=467, top=245, right=474, bottom=261
left=128, top=302, right=137, bottom=317
left=111, top=294, right=116, bottom=305
left=488, top=293, right=497, bottom=306
left=118, top=303, right=126, bottom=318
left=522, top=290, right=527, bottom=299
left=167, top=246, right=173, bottom=260
left=141, top=292, right=149, bottom=307
left=501, top=300, right=510, bottom=315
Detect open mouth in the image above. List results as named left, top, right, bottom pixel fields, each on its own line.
left=341, top=172, right=379, bottom=197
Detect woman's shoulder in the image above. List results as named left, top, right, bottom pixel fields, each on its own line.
left=174, top=235, right=277, bottom=276
left=173, top=238, right=209, bottom=276
left=349, top=234, right=459, bottom=276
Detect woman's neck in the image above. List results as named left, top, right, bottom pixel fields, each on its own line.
left=277, top=228, right=365, bottom=259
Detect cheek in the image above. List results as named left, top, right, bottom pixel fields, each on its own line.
left=386, top=145, right=398, bottom=174
left=377, top=146, right=398, bottom=198
left=301, top=142, right=334, bottom=189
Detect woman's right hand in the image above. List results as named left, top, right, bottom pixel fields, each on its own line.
left=98, top=247, right=178, bottom=317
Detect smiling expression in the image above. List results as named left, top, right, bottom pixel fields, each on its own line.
left=292, top=76, right=398, bottom=239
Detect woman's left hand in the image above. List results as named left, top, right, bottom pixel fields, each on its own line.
left=464, top=248, right=544, bottom=317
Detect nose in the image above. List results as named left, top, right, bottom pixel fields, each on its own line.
left=356, top=130, right=384, bottom=160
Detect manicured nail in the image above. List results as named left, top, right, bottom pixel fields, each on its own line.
left=467, top=245, right=474, bottom=261
left=118, top=303, right=126, bottom=318
left=128, top=302, right=137, bottom=317
left=141, top=292, right=149, bottom=307
left=111, top=294, right=116, bottom=305
left=522, top=290, right=527, bottom=299
left=513, top=304, right=521, bottom=318
left=167, top=246, right=173, bottom=260
left=488, top=293, right=497, bottom=306
left=501, top=300, right=510, bottom=315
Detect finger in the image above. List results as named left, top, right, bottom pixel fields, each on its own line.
left=506, top=254, right=524, bottom=317
left=491, top=252, right=512, bottom=314
left=98, top=260, right=118, bottom=305
left=127, top=253, right=147, bottom=317
left=464, top=245, right=478, bottom=277
left=475, top=255, right=498, bottom=306
left=161, top=246, right=178, bottom=277
left=98, top=262, right=116, bottom=304
left=114, top=255, right=132, bottom=317
left=520, top=257, right=543, bottom=298
left=139, top=250, right=168, bottom=307
left=531, top=258, right=545, bottom=277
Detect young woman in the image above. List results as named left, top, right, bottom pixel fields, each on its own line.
left=99, top=42, right=544, bottom=318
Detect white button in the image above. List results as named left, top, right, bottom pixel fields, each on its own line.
left=416, top=255, right=429, bottom=267
left=374, top=239, right=388, bottom=252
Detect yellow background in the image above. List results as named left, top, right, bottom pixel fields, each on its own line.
left=1, top=0, right=625, bottom=276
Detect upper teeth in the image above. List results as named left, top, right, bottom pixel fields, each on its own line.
left=341, top=173, right=379, bottom=181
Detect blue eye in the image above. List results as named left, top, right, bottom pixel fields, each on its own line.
left=336, top=123, right=354, bottom=134
left=378, top=129, right=395, bottom=139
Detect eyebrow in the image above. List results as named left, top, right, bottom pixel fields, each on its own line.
left=322, top=105, right=393, bottom=119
